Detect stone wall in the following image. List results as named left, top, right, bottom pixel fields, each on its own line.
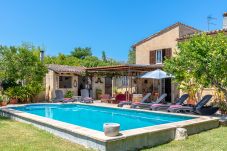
left=135, top=26, right=179, bottom=64
left=45, top=70, right=79, bottom=100
left=92, top=77, right=105, bottom=99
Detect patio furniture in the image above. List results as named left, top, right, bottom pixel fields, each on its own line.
left=118, top=93, right=151, bottom=107
left=80, top=89, right=94, bottom=103
left=150, top=94, right=189, bottom=111
left=138, top=69, right=173, bottom=97
left=100, top=94, right=112, bottom=103
left=73, top=96, right=82, bottom=102
left=52, top=90, right=75, bottom=103
left=167, top=95, right=219, bottom=115
left=130, top=93, right=167, bottom=109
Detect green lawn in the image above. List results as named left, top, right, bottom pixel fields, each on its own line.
left=0, top=117, right=92, bottom=151
left=0, top=116, right=226, bottom=151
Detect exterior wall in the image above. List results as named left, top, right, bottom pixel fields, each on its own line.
left=45, top=70, right=79, bottom=100
left=135, top=26, right=179, bottom=65
left=92, top=77, right=105, bottom=99
left=135, top=26, right=180, bottom=102
left=112, top=76, right=136, bottom=95
left=134, top=25, right=198, bottom=103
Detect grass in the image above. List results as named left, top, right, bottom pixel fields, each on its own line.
left=0, top=116, right=226, bottom=151
left=143, top=126, right=227, bottom=151
left=0, top=117, right=92, bottom=151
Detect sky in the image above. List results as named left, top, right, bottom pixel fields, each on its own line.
left=0, top=0, right=226, bottom=61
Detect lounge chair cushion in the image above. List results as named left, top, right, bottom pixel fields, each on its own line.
left=169, top=104, right=183, bottom=108
left=151, top=103, right=162, bottom=107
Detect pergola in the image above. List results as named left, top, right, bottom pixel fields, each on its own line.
left=86, top=64, right=163, bottom=75
left=86, top=64, right=163, bottom=101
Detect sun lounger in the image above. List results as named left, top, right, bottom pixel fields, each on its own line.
left=80, top=89, right=94, bottom=103
left=150, top=94, right=189, bottom=111
left=130, top=93, right=167, bottom=109
left=117, top=93, right=151, bottom=107
left=167, top=95, right=218, bottom=115
left=52, top=90, right=75, bottom=103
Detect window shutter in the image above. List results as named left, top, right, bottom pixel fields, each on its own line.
left=162, top=49, right=166, bottom=61
left=150, top=50, right=156, bottom=64
left=164, top=48, right=172, bottom=59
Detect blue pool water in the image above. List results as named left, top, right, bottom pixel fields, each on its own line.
left=11, top=104, right=194, bottom=131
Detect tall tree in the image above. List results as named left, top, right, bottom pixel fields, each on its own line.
left=164, top=33, right=227, bottom=101
left=128, top=49, right=136, bottom=64
left=102, top=51, right=107, bottom=62
left=70, top=47, right=92, bottom=59
left=0, top=44, right=48, bottom=102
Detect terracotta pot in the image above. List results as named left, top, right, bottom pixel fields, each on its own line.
left=97, top=94, right=102, bottom=100
left=187, top=99, right=196, bottom=105
left=9, top=98, right=18, bottom=104
left=221, top=110, right=227, bottom=115
left=1, top=102, right=8, bottom=106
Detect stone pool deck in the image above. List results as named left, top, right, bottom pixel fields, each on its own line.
left=0, top=102, right=220, bottom=151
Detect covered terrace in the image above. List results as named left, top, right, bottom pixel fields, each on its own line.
left=85, top=64, right=173, bottom=102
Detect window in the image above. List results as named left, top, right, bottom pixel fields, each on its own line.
left=59, top=76, right=72, bottom=88
left=156, top=50, right=162, bottom=64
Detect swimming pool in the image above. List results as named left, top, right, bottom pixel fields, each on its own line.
left=11, top=104, right=194, bottom=131
left=1, top=103, right=219, bottom=151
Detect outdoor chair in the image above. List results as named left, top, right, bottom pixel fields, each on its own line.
left=150, top=94, right=189, bottom=111
left=52, top=90, right=75, bottom=103
left=100, top=94, right=112, bottom=103
left=167, top=95, right=219, bottom=115
left=118, top=93, right=151, bottom=107
left=80, top=89, right=94, bottom=103
left=130, top=93, right=167, bottom=109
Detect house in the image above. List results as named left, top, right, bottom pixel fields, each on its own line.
left=42, top=12, right=227, bottom=103
left=45, top=64, right=86, bottom=100
left=43, top=64, right=160, bottom=101
left=133, top=22, right=199, bottom=102
left=133, top=12, right=227, bottom=102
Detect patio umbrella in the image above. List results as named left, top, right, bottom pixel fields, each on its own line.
left=138, top=69, right=173, bottom=96
left=138, top=69, right=172, bottom=80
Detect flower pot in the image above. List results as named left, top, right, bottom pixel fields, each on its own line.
left=103, top=123, right=120, bottom=137
left=1, top=102, right=8, bottom=106
left=187, top=99, right=196, bottom=105
left=221, top=110, right=227, bottom=115
left=9, top=98, right=18, bottom=104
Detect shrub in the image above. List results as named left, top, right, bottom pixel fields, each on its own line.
left=64, top=90, right=74, bottom=98
left=213, top=101, right=227, bottom=115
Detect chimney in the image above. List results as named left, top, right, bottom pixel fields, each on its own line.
left=223, top=12, right=227, bottom=29
left=40, top=50, right=44, bottom=62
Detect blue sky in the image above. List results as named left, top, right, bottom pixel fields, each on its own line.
left=0, top=0, right=226, bottom=61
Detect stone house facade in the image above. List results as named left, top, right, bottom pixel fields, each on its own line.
left=133, top=22, right=199, bottom=102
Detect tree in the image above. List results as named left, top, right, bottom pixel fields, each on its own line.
left=0, top=44, right=48, bottom=102
left=46, top=47, right=120, bottom=67
left=70, top=47, right=92, bottom=59
left=164, top=33, right=227, bottom=101
left=44, top=53, right=81, bottom=66
left=128, top=49, right=135, bottom=64
left=102, top=51, right=107, bottom=62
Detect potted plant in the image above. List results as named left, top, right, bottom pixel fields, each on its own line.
left=5, top=87, right=18, bottom=104
left=96, top=88, right=102, bottom=100
left=213, top=101, right=227, bottom=115
left=179, top=81, right=199, bottom=105
left=64, top=90, right=74, bottom=98
left=0, top=95, right=8, bottom=106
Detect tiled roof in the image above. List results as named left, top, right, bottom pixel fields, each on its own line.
left=47, top=64, right=86, bottom=74
left=177, top=28, right=227, bottom=41
left=132, top=22, right=199, bottom=48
